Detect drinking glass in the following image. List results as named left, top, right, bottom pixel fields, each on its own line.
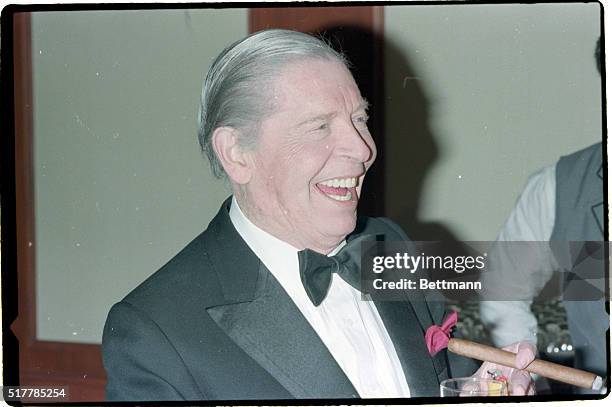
left=440, top=377, right=508, bottom=397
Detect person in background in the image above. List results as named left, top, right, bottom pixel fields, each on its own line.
left=480, top=38, right=606, bottom=393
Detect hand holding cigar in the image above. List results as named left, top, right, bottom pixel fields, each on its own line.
left=447, top=338, right=603, bottom=391
left=426, top=311, right=604, bottom=392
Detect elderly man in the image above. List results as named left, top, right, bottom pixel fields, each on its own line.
left=102, top=29, right=534, bottom=401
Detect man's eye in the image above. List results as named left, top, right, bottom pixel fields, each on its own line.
left=314, top=123, right=329, bottom=131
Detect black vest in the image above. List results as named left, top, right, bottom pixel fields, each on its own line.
left=550, top=143, right=607, bottom=380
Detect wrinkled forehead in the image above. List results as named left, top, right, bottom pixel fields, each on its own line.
left=269, top=59, right=366, bottom=115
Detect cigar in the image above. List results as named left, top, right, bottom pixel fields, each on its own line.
left=447, top=338, right=603, bottom=391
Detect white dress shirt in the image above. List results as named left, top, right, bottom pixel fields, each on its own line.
left=479, top=164, right=557, bottom=347
left=229, top=197, right=411, bottom=398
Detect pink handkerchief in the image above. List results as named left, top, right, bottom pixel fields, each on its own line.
left=424, top=310, right=458, bottom=356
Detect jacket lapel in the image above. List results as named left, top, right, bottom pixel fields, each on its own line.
left=205, top=199, right=447, bottom=398
left=204, top=198, right=357, bottom=399
left=347, top=227, right=448, bottom=396
left=373, top=294, right=448, bottom=397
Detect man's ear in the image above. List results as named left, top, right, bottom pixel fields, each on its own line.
left=211, top=127, right=252, bottom=184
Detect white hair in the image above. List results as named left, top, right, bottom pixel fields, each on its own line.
left=197, top=29, right=349, bottom=179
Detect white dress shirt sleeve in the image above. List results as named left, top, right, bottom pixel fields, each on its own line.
left=480, top=164, right=557, bottom=347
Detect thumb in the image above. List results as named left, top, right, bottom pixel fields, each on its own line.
left=509, top=370, right=532, bottom=395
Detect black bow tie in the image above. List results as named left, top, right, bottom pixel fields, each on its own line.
left=297, top=234, right=374, bottom=306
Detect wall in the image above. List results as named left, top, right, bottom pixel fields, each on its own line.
left=384, top=3, right=602, bottom=241
left=32, top=9, right=247, bottom=343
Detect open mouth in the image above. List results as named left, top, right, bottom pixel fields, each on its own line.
left=315, top=177, right=359, bottom=202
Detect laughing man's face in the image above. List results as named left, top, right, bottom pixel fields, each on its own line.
left=240, top=59, right=377, bottom=254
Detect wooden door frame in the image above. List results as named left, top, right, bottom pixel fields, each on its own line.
left=9, top=11, right=107, bottom=402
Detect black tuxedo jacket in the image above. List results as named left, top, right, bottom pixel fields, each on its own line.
left=102, top=198, right=473, bottom=401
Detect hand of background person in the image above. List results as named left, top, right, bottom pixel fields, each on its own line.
left=471, top=341, right=537, bottom=395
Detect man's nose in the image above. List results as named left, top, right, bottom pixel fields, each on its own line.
left=337, top=122, right=376, bottom=163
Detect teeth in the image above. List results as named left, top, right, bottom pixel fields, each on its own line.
left=319, top=177, right=358, bottom=188
left=327, top=190, right=352, bottom=201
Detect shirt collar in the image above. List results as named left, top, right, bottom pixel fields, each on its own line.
left=229, top=196, right=346, bottom=283
left=229, top=196, right=345, bottom=255
left=229, top=194, right=301, bottom=250
left=229, top=196, right=300, bottom=290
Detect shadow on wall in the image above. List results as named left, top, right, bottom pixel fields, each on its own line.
left=318, top=25, right=460, bottom=242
